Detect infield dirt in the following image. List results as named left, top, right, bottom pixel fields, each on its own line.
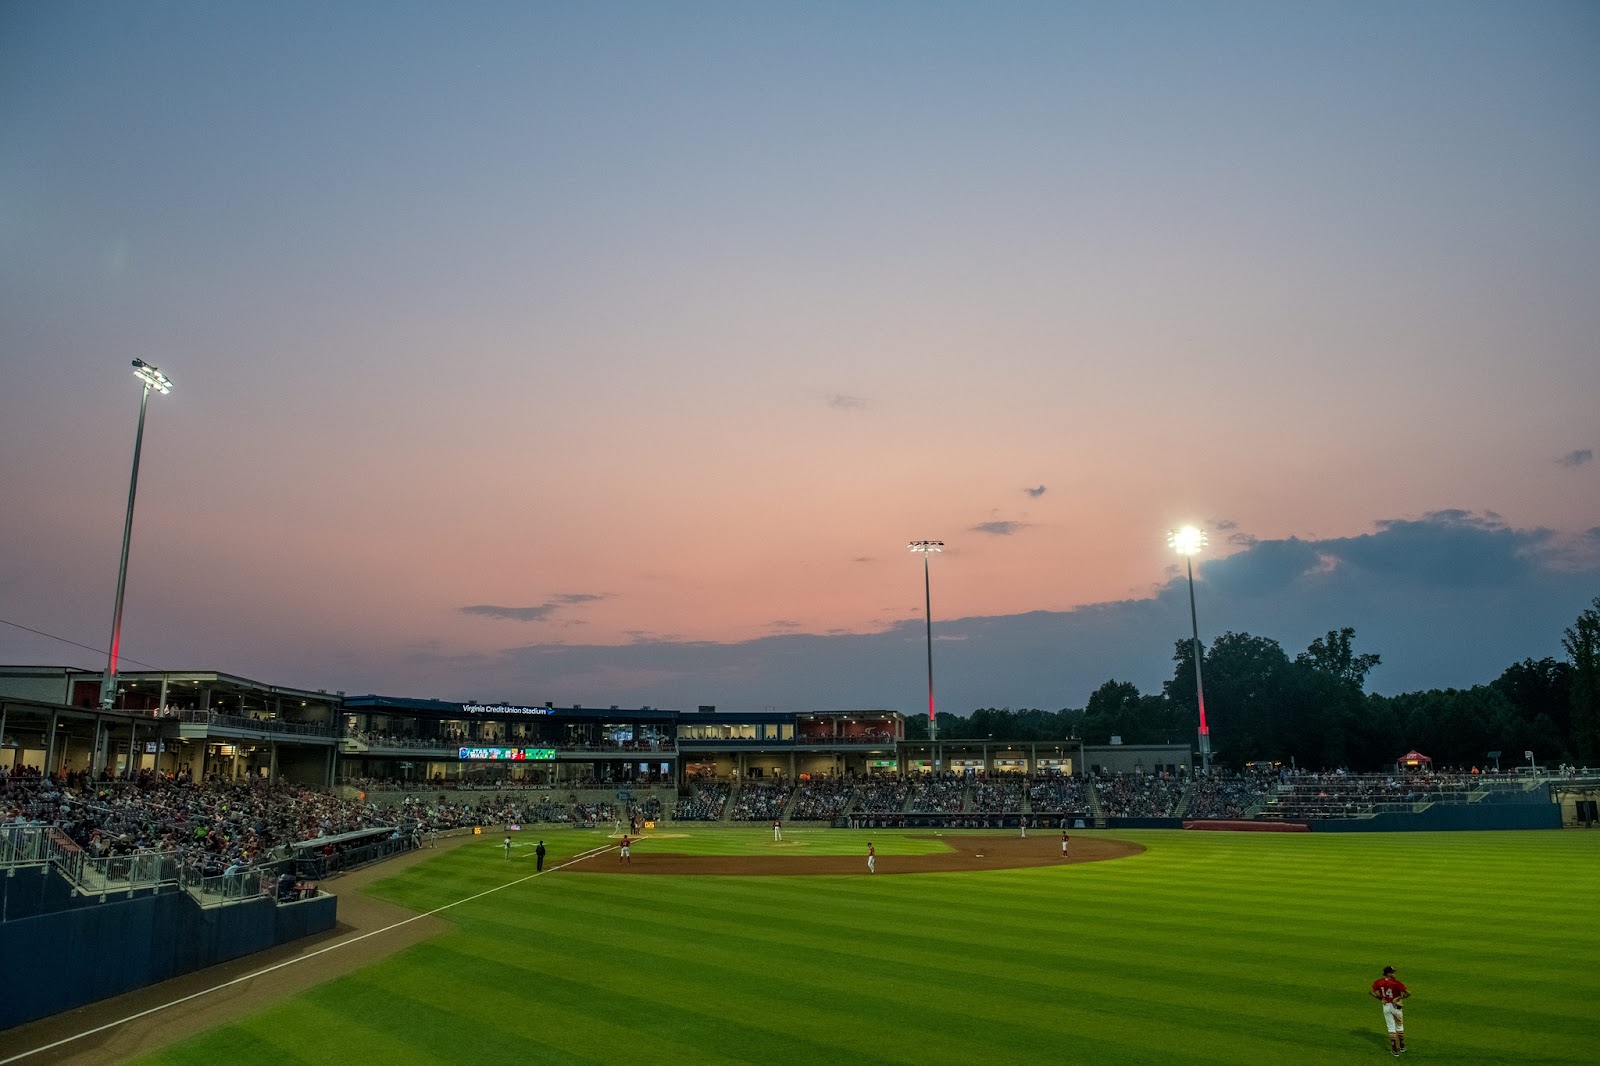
left=566, top=832, right=1143, bottom=875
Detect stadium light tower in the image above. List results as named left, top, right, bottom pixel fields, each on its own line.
left=908, top=540, right=944, bottom=743
left=1168, top=525, right=1211, bottom=773
left=99, top=359, right=173, bottom=710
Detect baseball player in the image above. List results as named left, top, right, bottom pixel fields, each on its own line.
left=1369, top=965, right=1410, bottom=1056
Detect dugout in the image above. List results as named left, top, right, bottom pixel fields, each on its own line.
left=292, top=824, right=413, bottom=878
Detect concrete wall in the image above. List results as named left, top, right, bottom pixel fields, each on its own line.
left=0, top=871, right=337, bottom=1030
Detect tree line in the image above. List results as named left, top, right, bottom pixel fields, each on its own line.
left=902, top=596, right=1600, bottom=771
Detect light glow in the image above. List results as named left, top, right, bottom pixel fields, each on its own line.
left=1168, top=525, right=1206, bottom=556
left=908, top=540, right=944, bottom=553
left=131, top=358, right=173, bottom=394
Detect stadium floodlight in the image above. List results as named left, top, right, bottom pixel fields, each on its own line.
left=908, top=541, right=944, bottom=744
left=1168, top=525, right=1211, bottom=772
left=131, top=358, right=173, bottom=395
left=99, top=360, right=174, bottom=712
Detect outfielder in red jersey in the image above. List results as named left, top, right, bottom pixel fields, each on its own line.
left=1369, top=966, right=1410, bottom=1056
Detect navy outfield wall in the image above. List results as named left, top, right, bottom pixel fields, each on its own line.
left=1309, top=802, right=1561, bottom=832
left=0, top=875, right=336, bottom=1031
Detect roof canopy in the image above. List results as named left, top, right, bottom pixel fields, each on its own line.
left=1397, top=749, right=1433, bottom=768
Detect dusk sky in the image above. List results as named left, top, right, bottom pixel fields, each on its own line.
left=3, top=2, right=1597, bottom=715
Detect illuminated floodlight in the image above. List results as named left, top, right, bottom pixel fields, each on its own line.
left=909, top=540, right=944, bottom=742
left=1167, top=525, right=1211, bottom=771
left=131, top=359, right=173, bottom=395
left=99, top=359, right=175, bottom=713
left=1168, top=525, right=1206, bottom=556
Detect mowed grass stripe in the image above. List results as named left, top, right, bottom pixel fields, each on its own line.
left=136, top=830, right=1600, bottom=1066
left=386, top=940, right=901, bottom=1064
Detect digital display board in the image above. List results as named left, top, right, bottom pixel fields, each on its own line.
left=458, top=747, right=558, bottom=761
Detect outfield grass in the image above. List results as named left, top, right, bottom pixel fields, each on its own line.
left=138, top=828, right=1598, bottom=1065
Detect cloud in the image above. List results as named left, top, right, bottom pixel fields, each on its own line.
left=435, top=510, right=1598, bottom=714
left=1024, top=485, right=1046, bottom=498
left=461, top=593, right=606, bottom=622
left=971, top=520, right=1025, bottom=536
left=1557, top=448, right=1592, bottom=468
left=826, top=393, right=868, bottom=410
left=461, top=604, right=558, bottom=622
left=1214, top=519, right=1238, bottom=531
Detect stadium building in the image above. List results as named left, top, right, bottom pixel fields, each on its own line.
left=0, top=666, right=1193, bottom=792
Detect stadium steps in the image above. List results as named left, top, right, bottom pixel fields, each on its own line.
left=779, top=785, right=800, bottom=821
left=1083, top=778, right=1106, bottom=820
left=721, top=778, right=741, bottom=822
left=1174, top=782, right=1196, bottom=818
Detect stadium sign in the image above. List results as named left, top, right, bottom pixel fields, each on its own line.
left=458, top=747, right=558, bottom=761
left=463, top=703, right=552, bottom=716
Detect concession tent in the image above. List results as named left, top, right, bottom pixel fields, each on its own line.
left=1396, top=750, right=1433, bottom=771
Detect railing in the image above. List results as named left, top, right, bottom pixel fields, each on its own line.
left=172, top=709, right=336, bottom=737
left=80, top=849, right=184, bottom=892
left=342, top=735, right=677, bottom=753
left=180, top=862, right=280, bottom=903
left=0, top=824, right=50, bottom=866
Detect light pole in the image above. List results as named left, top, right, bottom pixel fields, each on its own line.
left=1168, top=525, right=1211, bottom=773
left=99, top=359, right=172, bottom=710
left=908, top=540, right=943, bottom=744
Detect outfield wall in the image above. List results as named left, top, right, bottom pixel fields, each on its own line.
left=0, top=872, right=336, bottom=1030
left=1308, top=803, right=1561, bottom=832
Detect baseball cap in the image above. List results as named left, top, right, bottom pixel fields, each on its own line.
left=1383, top=966, right=1395, bottom=974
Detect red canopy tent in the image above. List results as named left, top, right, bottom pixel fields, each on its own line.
left=1396, top=750, right=1433, bottom=771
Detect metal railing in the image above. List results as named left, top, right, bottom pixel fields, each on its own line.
left=172, top=709, right=336, bottom=737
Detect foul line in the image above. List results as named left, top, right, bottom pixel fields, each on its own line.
left=1, top=842, right=615, bottom=1064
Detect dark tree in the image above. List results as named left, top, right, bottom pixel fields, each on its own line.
left=1562, top=597, right=1600, bottom=763
left=1296, top=627, right=1381, bottom=688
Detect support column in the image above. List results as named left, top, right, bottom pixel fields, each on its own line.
left=45, top=712, right=59, bottom=778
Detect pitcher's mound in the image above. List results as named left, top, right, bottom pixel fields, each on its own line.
left=566, top=834, right=1143, bottom=875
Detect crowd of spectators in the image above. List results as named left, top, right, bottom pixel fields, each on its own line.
left=730, top=779, right=790, bottom=821
left=1027, top=773, right=1089, bottom=814
left=789, top=777, right=854, bottom=821
left=908, top=773, right=965, bottom=813
left=968, top=773, right=1027, bottom=814
left=673, top=781, right=731, bottom=820
left=345, top=731, right=460, bottom=750
left=854, top=776, right=912, bottom=814
left=0, top=766, right=401, bottom=880
left=1093, top=771, right=1184, bottom=817
left=1187, top=769, right=1278, bottom=819
left=1259, top=770, right=1490, bottom=820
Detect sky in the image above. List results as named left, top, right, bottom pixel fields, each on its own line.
left=2, top=2, right=1597, bottom=715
